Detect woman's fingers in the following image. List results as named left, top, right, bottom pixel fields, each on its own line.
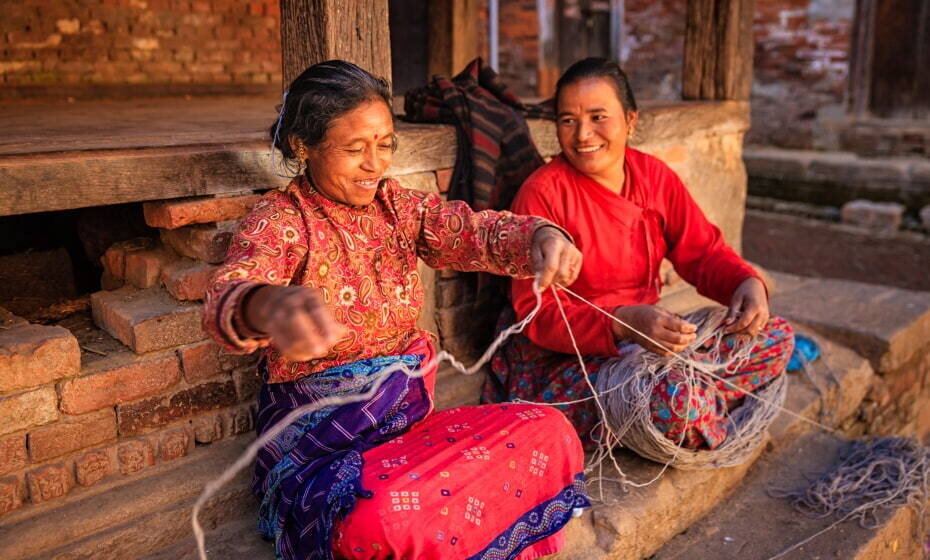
left=271, top=303, right=327, bottom=361
left=531, top=227, right=582, bottom=290
left=303, top=292, right=346, bottom=347
left=251, top=285, right=345, bottom=362
left=554, top=243, right=583, bottom=286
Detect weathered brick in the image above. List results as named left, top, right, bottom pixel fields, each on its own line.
left=27, top=409, right=117, bottom=462
left=177, top=340, right=223, bottom=383
left=117, top=380, right=238, bottom=436
left=0, top=435, right=27, bottom=477
left=27, top=463, right=74, bottom=504
left=161, top=259, right=216, bottom=301
left=435, top=168, right=453, bottom=193
left=192, top=414, right=224, bottom=443
left=100, top=238, right=157, bottom=282
left=124, top=245, right=178, bottom=289
left=224, top=405, right=254, bottom=435
left=840, top=200, right=905, bottom=231
left=0, top=322, right=81, bottom=394
left=143, top=194, right=261, bottom=229
left=0, top=477, right=22, bottom=516
left=0, top=388, right=59, bottom=436
left=232, top=365, right=262, bottom=401
left=90, top=287, right=205, bottom=353
left=74, top=450, right=111, bottom=487
left=160, top=221, right=237, bottom=264
left=156, top=428, right=191, bottom=461
left=58, top=354, right=180, bottom=414
left=117, top=439, right=155, bottom=475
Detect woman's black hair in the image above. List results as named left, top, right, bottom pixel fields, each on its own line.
left=555, top=57, right=637, bottom=114
left=270, top=59, right=392, bottom=161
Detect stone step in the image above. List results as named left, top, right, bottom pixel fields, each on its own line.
left=744, top=146, right=930, bottom=212
left=137, top=326, right=872, bottom=560
left=651, top=430, right=925, bottom=560
left=1, top=436, right=253, bottom=560
left=768, top=271, right=930, bottom=375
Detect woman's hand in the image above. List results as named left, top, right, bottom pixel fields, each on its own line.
left=531, top=226, right=583, bottom=290
left=243, top=285, right=347, bottom=361
left=611, top=305, right=697, bottom=356
left=724, top=277, right=769, bottom=336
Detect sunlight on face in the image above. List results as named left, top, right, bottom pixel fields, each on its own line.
left=556, top=77, right=638, bottom=191
left=304, top=99, right=395, bottom=206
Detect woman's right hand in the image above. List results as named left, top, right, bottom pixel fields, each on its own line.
left=611, top=305, right=697, bottom=356
left=243, top=285, right=347, bottom=361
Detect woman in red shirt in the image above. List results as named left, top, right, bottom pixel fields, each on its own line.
left=484, top=58, right=795, bottom=450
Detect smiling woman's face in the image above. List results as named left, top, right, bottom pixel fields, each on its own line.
left=303, top=99, right=395, bottom=206
left=556, top=77, right=637, bottom=189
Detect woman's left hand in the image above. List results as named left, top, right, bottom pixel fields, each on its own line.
left=531, top=226, right=583, bottom=290
left=723, top=277, right=769, bottom=336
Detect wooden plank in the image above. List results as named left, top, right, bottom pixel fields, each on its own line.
left=279, top=0, right=391, bottom=87
left=715, top=0, right=754, bottom=100
left=0, top=102, right=749, bottom=217
left=427, top=0, right=480, bottom=78
left=682, top=0, right=753, bottom=101
left=682, top=0, right=715, bottom=99
left=0, top=123, right=459, bottom=216
left=537, top=0, right=560, bottom=97
left=847, top=0, right=877, bottom=118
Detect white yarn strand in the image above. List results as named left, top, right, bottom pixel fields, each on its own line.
left=191, top=280, right=844, bottom=557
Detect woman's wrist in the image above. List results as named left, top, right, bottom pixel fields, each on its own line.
left=240, top=284, right=273, bottom=337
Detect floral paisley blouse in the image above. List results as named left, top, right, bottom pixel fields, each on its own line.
left=203, top=174, right=550, bottom=383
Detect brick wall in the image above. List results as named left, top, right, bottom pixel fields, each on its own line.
left=0, top=194, right=262, bottom=517
left=493, top=0, right=853, bottom=149
left=0, top=0, right=281, bottom=98
left=749, top=0, right=853, bottom=148
left=497, top=0, right=539, bottom=98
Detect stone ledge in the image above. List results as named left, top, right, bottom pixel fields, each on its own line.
left=767, top=328, right=874, bottom=447
left=1, top=435, right=253, bottom=560
left=769, top=272, right=930, bottom=374
left=745, top=146, right=930, bottom=211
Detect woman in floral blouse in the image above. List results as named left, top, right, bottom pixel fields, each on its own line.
left=202, top=60, right=589, bottom=560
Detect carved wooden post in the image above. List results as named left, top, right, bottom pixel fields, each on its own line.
left=682, top=0, right=755, bottom=100
left=427, top=0, right=480, bottom=78
left=279, top=0, right=392, bottom=88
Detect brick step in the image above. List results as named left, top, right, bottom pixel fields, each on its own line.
left=2, top=436, right=253, bottom=560
left=651, top=430, right=925, bottom=560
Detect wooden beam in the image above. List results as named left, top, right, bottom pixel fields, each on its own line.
left=683, top=0, right=754, bottom=101
left=427, top=0, right=480, bottom=78
left=847, top=0, right=876, bottom=118
left=279, top=0, right=392, bottom=88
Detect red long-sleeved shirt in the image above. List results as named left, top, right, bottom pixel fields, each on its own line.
left=510, top=149, right=761, bottom=357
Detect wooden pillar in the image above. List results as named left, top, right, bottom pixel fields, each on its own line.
left=279, top=0, right=392, bottom=88
left=537, top=0, right=559, bottom=96
left=427, top=0, right=480, bottom=78
left=682, top=0, right=754, bottom=100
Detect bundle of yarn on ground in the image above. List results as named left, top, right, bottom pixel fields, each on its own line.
left=594, top=306, right=787, bottom=471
